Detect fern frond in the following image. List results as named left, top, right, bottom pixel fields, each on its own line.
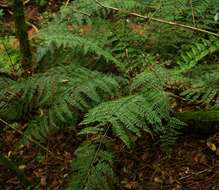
left=101, top=0, right=143, bottom=10
left=67, top=141, right=115, bottom=190
left=177, top=38, right=219, bottom=73
left=180, top=64, right=219, bottom=105
left=131, top=65, right=169, bottom=93
left=66, top=0, right=145, bottom=16
left=37, top=27, right=124, bottom=71
left=107, top=31, right=153, bottom=74
left=0, top=64, right=121, bottom=143
left=81, top=92, right=183, bottom=148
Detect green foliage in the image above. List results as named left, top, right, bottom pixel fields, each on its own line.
left=0, top=64, right=120, bottom=143
left=0, top=37, right=21, bottom=72
left=179, top=64, right=219, bottom=106
left=174, top=38, right=219, bottom=106
left=81, top=92, right=183, bottom=149
left=35, top=0, right=151, bottom=73
left=145, top=0, right=219, bottom=27
left=1, top=0, right=219, bottom=189
left=135, top=0, right=219, bottom=58
left=37, top=24, right=124, bottom=71
left=177, top=38, right=219, bottom=73
left=130, top=65, right=169, bottom=92
left=67, top=141, right=115, bottom=190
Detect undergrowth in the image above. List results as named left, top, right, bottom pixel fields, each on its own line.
left=0, top=0, right=219, bottom=189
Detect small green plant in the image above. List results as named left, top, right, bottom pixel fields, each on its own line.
left=0, top=37, right=21, bottom=73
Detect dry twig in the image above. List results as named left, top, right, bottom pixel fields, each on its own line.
left=95, top=0, right=219, bottom=38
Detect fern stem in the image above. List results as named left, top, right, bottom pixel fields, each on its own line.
left=82, top=124, right=111, bottom=188
left=95, top=0, right=219, bottom=38
left=81, top=97, right=132, bottom=187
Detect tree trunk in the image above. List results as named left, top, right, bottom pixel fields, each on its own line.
left=13, top=0, right=32, bottom=72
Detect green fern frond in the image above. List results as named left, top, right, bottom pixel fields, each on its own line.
left=177, top=38, right=219, bottom=73
left=67, top=141, right=115, bottom=190
left=0, top=74, right=24, bottom=120
left=180, top=64, right=219, bottom=105
left=145, top=0, right=219, bottom=23
left=102, top=0, right=143, bottom=10
left=131, top=65, right=169, bottom=93
left=0, top=64, right=121, bottom=143
left=130, top=64, right=188, bottom=95
left=214, top=98, right=219, bottom=109
left=19, top=116, right=50, bottom=144
left=159, top=117, right=183, bottom=152
left=81, top=92, right=182, bottom=148
left=107, top=31, right=153, bottom=74
left=66, top=0, right=145, bottom=16
left=37, top=24, right=124, bottom=70
left=36, top=0, right=151, bottom=72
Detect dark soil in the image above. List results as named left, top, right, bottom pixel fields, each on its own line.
left=1, top=126, right=219, bottom=190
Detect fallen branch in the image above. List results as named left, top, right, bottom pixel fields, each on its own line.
left=95, top=0, right=219, bottom=38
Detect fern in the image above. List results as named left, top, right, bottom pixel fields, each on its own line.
left=2, top=0, right=219, bottom=189
left=36, top=0, right=153, bottom=73
left=145, top=0, right=219, bottom=26
left=37, top=24, right=124, bottom=71
left=176, top=38, right=219, bottom=73
left=106, top=29, right=152, bottom=74
left=0, top=64, right=121, bottom=143
left=67, top=141, right=115, bottom=190
left=65, top=0, right=146, bottom=15
left=81, top=91, right=183, bottom=149
left=174, top=37, right=219, bottom=106
left=179, top=64, right=219, bottom=106
left=130, top=64, right=170, bottom=92
left=36, top=0, right=149, bottom=71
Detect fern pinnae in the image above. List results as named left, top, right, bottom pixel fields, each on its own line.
left=37, top=25, right=125, bottom=71
left=2, top=64, right=121, bottom=144
left=4, top=0, right=219, bottom=188
left=67, top=139, right=115, bottom=190
left=176, top=38, right=219, bottom=73
left=81, top=92, right=179, bottom=148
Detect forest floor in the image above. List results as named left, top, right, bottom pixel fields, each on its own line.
left=1, top=127, right=219, bottom=190
left=1, top=1, right=219, bottom=190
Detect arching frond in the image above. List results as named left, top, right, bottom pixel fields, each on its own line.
left=177, top=38, right=219, bottom=73
left=81, top=92, right=183, bottom=149
left=0, top=64, right=121, bottom=143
